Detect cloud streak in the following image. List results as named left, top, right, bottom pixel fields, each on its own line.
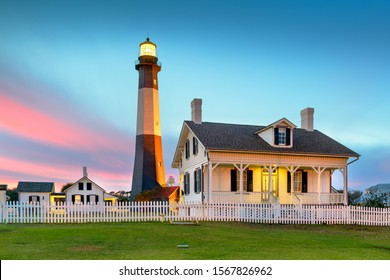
left=0, top=66, right=135, bottom=191
left=0, top=93, right=130, bottom=153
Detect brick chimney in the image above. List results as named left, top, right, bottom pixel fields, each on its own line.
left=301, top=108, right=314, bottom=131
left=191, top=98, right=202, bottom=124
left=83, top=167, right=88, bottom=178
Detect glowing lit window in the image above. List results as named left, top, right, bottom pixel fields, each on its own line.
left=75, top=195, right=82, bottom=204
left=231, top=169, right=253, bottom=192
left=293, top=171, right=302, bottom=192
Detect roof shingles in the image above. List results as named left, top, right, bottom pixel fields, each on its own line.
left=16, top=182, right=55, bottom=193
left=185, top=121, right=359, bottom=157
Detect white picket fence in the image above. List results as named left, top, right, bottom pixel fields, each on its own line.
left=0, top=201, right=389, bottom=226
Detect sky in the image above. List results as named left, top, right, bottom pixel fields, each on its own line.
left=0, top=0, right=389, bottom=192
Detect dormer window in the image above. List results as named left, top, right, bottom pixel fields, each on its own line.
left=256, top=118, right=296, bottom=148
left=274, top=127, right=291, bottom=146
left=278, top=128, right=286, bottom=145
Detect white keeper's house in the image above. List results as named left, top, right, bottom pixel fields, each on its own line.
left=172, top=99, right=360, bottom=205
left=64, top=167, right=117, bottom=205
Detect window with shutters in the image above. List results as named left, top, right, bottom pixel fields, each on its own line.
left=294, top=171, right=302, bottom=192
left=193, top=137, right=198, bottom=155
left=184, top=173, right=190, bottom=195
left=88, top=195, right=97, bottom=204
left=231, top=169, right=253, bottom=192
left=29, top=195, right=39, bottom=203
left=194, top=168, right=202, bottom=193
left=74, top=194, right=82, bottom=204
left=78, top=182, right=84, bottom=190
left=278, top=128, right=286, bottom=145
left=87, top=182, right=92, bottom=190
left=274, top=127, right=291, bottom=146
left=185, top=140, right=190, bottom=159
left=287, top=170, right=308, bottom=193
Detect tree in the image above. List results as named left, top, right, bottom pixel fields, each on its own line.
left=362, top=190, right=388, bottom=208
left=115, top=190, right=130, bottom=202
left=167, top=176, right=175, bottom=187
left=348, top=189, right=363, bottom=205
left=135, top=186, right=164, bottom=201
left=6, top=188, right=18, bottom=201
left=61, top=183, right=74, bottom=192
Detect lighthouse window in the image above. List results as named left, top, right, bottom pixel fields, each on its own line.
left=140, top=43, right=156, bottom=57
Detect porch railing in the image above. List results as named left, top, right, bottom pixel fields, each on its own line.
left=294, top=192, right=345, bottom=205
left=205, top=191, right=278, bottom=204
left=205, top=192, right=344, bottom=205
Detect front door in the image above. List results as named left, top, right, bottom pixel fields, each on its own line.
left=262, top=174, right=277, bottom=196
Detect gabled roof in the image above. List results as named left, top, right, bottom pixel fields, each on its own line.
left=161, top=186, right=180, bottom=199
left=63, top=176, right=106, bottom=193
left=183, top=121, right=359, bottom=157
left=17, top=182, right=55, bottom=193
left=255, top=117, right=297, bottom=134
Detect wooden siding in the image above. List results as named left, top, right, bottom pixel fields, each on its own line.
left=178, top=129, right=207, bottom=202
left=19, top=192, right=51, bottom=204
left=257, top=127, right=273, bottom=145
left=209, top=151, right=348, bottom=167
left=65, top=179, right=104, bottom=205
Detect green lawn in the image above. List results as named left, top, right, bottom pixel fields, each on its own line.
left=0, top=222, right=389, bottom=260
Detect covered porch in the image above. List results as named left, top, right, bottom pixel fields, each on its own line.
left=203, top=191, right=345, bottom=205
left=204, top=161, right=349, bottom=205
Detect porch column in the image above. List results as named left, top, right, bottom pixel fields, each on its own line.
left=207, top=163, right=213, bottom=204
left=344, top=166, right=348, bottom=205
left=233, top=163, right=249, bottom=204
left=207, top=162, right=219, bottom=204
left=266, top=165, right=277, bottom=193
left=285, top=166, right=300, bottom=204
left=340, top=166, right=348, bottom=205
left=312, top=166, right=326, bottom=204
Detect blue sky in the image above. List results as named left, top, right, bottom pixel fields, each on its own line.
left=0, top=0, right=389, bottom=191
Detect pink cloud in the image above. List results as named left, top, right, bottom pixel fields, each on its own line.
left=0, top=156, right=80, bottom=182
left=0, top=92, right=131, bottom=153
left=0, top=155, right=130, bottom=191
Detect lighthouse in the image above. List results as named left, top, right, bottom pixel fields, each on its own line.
left=131, top=38, right=166, bottom=200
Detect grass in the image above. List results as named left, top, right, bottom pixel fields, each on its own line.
left=0, top=222, right=389, bottom=260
